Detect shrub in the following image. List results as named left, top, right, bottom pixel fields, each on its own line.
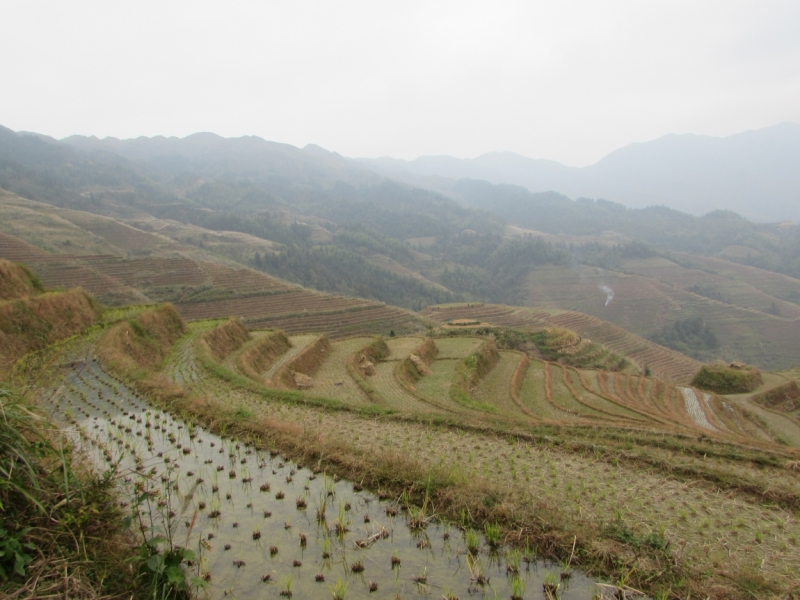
left=692, top=363, right=763, bottom=394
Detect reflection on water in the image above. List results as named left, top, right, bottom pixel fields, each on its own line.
left=45, top=359, right=600, bottom=599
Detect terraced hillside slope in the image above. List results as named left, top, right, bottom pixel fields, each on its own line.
left=0, top=230, right=426, bottom=338
left=3, top=184, right=800, bottom=373
left=6, top=260, right=800, bottom=599
left=421, top=303, right=702, bottom=384
left=521, top=264, right=800, bottom=370
left=121, top=311, right=800, bottom=597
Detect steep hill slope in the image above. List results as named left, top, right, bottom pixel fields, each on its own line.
left=521, top=264, right=800, bottom=370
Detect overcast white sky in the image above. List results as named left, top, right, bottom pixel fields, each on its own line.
left=1, top=0, right=798, bottom=166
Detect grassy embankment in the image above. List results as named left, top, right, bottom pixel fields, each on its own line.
left=1, top=259, right=102, bottom=372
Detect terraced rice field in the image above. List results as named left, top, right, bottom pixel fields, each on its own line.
left=250, top=304, right=423, bottom=339
left=470, top=351, right=527, bottom=417
left=433, top=337, right=483, bottom=359
left=385, top=336, right=425, bottom=359
left=0, top=231, right=54, bottom=262
left=516, top=263, right=800, bottom=372
left=679, top=387, right=718, bottom=431
left=164, top=320, right=221, bottom=385
left=221, top=330, right=272, bottom=371
left=369, top=337, right=434, bottom=413
left=41, top=355, right=599, bottom=599
left=22, top=308, right=800, bottom=599
left=517, top=360, right=580, bottom=422
left=415, top=360, right=473, bottom=414
left=177, top=291, right=373, bottom=321
left=660, top=252, right=800, bottom=314
left=164, top=322, right=799, bottom=449
left=729, top=399, right=800, bottom=447
left=422, top=303, right=701, bottom=384
left=306, top=337, right=373, bottom=406
left=142, top=337, right=800, bottom=597
left=371, top=362, right=434, bottom=413
left=565, top=370, right=648, bottom=424
left=622, top=257, right=800, bottom=321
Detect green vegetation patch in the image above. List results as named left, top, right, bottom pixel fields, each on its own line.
left=692, top=363, right=763, bottom=394
left=648, top=316, right=719, bottom=360
left=0, top=387, right=139, bottom=596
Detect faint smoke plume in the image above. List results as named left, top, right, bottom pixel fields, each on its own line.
left=599, top=284, right=614, bottom=306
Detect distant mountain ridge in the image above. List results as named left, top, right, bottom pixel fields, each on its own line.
left=62, top=131, right=380, bottom=188
left=358, top=123, right=800, bottom=223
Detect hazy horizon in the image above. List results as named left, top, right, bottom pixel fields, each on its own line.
left=21, top=120, right=792, bottom=167
left=2, top=1, right=799, bottom=167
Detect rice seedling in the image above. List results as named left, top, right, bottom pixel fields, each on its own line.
left=327, top=577, right=349, bottom=599
left=505, top=549, right=521, bottom=575
left=316, top=492, right=329, bottom=522
left=466, top=554, right=488, bottom=587
left=542, top=571, right=560, bottom=597
left=510, top=576, right=525, bottom=600
left=465, top=529, right=480, bottom=555
left=324, top=473, right=336, bottom=497
left=279, top=575, right=293, bottom=597
left=321, top=537, right=332, bottom=559
left=335, top=501, right=349, bottom=537
left=485, top=522, right=501, bottom=548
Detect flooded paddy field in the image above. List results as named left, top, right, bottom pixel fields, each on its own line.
left=41, top=358, right=600, bottom=599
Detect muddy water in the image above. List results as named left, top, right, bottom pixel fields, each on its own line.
left=43, top=359, right=599, bottom=599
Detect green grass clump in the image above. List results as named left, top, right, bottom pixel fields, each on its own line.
left=0, top=387, right=139, bottom=596
left=692, top=363, right=763, bottom=394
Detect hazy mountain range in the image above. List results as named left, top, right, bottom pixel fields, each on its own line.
left=4, top=122, right=799, bottom=223
left=359, top=122, right=800, bottom=223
